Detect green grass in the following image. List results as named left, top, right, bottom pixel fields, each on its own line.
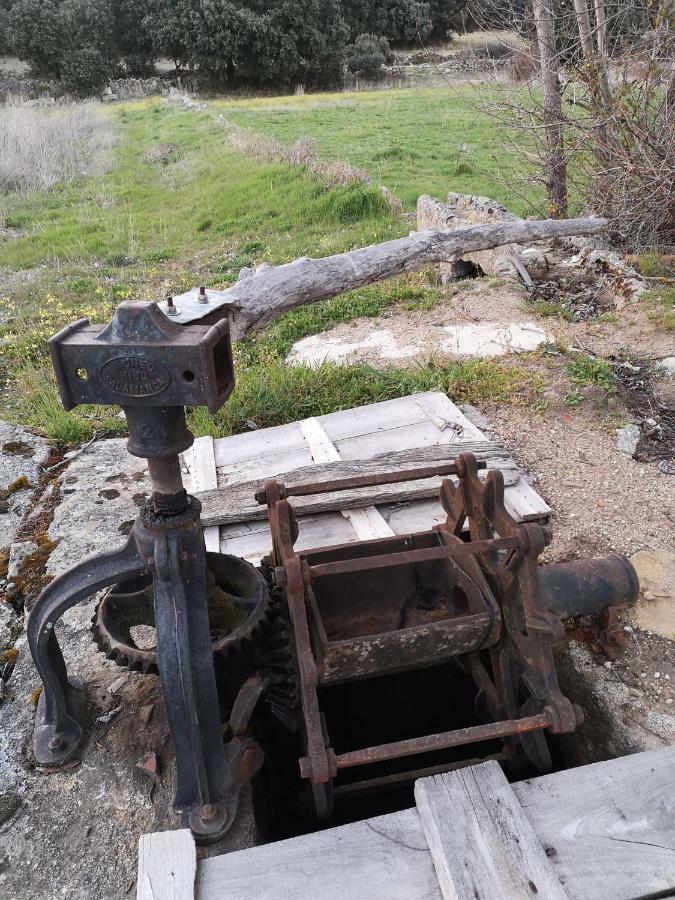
left=565, top=357, right=616, bottom=392
left=211, top=88, right=539, bottom=213
left=642, top=285, right=675, bottom=332
left=532, top=299, right=575, bottom=322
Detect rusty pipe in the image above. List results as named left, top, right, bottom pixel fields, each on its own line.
left=539, top=553, right=639, bottom=619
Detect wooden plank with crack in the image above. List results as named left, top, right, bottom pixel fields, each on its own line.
left=196, top=442, right=520, bottom=528
left=512, top=746, right=675, bottom=899
left=197, top=807, right=442, bottom=900
left=415, top=760, right=568, bottom=900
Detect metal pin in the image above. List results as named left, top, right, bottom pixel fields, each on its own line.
left=198, top=285, right=208, bottom=304
left=165, top=295, right=178, bottom=316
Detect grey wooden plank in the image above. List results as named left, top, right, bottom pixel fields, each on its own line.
left=196, top=807, right=442, bottom=900
left=212, top=421, right=309, bottom=469
left=137, top=829, right=196, bottom=900
left=197, top=442, right=517, bottom=527
left=300, top=416, right=395, bottom=539
left=220, top=511, right=359, bottom=564
left=188, top=436, right=220, bottom=553
left=415, top=760, right=568, bottom=900
left=512, top=746, right=675, bottom=900
left=415, top=392, right=485, bottom=442
left=318, top=392, right=442, bottom=442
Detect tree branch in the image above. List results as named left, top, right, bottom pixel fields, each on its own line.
left=170, top=217, right=607, bottom=337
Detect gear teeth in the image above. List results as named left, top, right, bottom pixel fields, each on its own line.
left=90, top=565, right=271, bottom=677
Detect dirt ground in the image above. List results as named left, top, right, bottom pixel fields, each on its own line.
left=288, top=279, right=674, bottom=366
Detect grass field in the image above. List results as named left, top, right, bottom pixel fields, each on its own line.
left=212, top=87, right=533, bottom=212
left=0, top=91, right=544, bottom=443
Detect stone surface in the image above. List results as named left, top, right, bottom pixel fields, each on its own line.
left=555, top=638, right=675, bottom=766
left=441, top=322, right=552, bottom=356
left=47, top=438, right=146, bottom=572
left=0, top=422, right=50, bottom=549
left=7, top=541, right=38, bottom=580
left=0, top=437, right=258, bottom=900
left=0, top=599, right=18, bottom=650
left=630, top=550, right=675, bottom=640
left=417, top=192, right=522, bottom=282
left=287, top=322, right=552, bottom=366
left=655, top=356, right=675, bottom=376
left=520, top=247, right=549, bottom=277
left=615, top=423, right=641, bottom=456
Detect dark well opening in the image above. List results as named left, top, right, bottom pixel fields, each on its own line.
left=250, top=658, right=565, bottom=843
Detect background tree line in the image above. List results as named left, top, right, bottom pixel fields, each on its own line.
left=0, top=0, right=469, bottom=94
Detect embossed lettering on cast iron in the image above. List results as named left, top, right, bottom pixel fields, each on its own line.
left=100, top=356, right=170, bottom=397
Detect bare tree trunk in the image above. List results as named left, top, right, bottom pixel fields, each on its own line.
left=532, top=0, right=568, bottom=218
left=574, top=0, right=612, bottom=103
left=175, top=218, right=607, bottom=336
left=594, top=0, right=607, bottom=56
left=573, top=0, right=596, bottom=56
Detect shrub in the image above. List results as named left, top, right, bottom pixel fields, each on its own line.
left=346, top=33, right=392, bottom=79
left=60, top=48, right=114, bottom=95
left=317, top=182, right=390, bottom=223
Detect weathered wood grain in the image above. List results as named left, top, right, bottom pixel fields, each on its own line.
left=137, top=829, right=196, bottom=900
left=197, top=441, right=518, bottom=527
left=301, top=415, right=396, bottom=539
left=513, top=746, right=675, bottom=899
left=168, top=218, right=607, bottom=336
left=415, top=760, right=568, bottom=900
left=196, top=807, right=442, bottom=900
left=187, top=436, right=220, bottom=552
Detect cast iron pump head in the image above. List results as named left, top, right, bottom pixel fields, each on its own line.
left=28, top=301, right=269, bottom=844
left=49, top=301, right=234, bottom=510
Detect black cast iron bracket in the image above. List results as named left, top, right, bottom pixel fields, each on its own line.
left=28, top=301, right=247, bottom=843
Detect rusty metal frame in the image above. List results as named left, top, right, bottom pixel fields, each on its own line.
left=260, top=451, right=638, bottom=809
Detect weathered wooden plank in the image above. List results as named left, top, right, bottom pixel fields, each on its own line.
left=415, top=760, right=568, bottom=900
left=219, top=511, right=360, bottom=564
left=213, top=421, right=310, bottom=470
left=210, top=393, right=550, bottom=523
left=318, top=393, right=438, bottom=442
left=415, top=393, right=485, bottom=442
left=512, top=746, right=675, bottom=900
left=197, top=442, right=518, bottom=527
left=300, top=416, right=395, bottom=540
left=342, top=505, right=396, bottom=539
left=137, top=829, right=196, bottom=900
left=188, top=436, right=220, bottom=553
left=196, top=807, right=442, bottom=900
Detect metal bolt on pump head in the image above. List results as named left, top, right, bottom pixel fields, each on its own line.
left=165, top=295, right=179, bottom=315
left=199, top=285, right=209, bottom=304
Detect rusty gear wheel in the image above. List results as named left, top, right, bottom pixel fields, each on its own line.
left=91, top=552, right=270, bottom=673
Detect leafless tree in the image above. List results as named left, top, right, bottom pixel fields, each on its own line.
left=462, top=0, right=674, bottom=248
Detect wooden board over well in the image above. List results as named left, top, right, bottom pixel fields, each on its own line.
left=137, top=747, right=675, bottom=900
left=183, top=391, right=550, bottom=564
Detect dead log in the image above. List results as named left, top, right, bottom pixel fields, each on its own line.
left=170, top=216, right=607, bottom=336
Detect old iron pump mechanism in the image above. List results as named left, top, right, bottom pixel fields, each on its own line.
left=28, top=299, right=640, bottom=837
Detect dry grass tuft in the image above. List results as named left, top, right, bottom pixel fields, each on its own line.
left=225, top=121, right=372, bottom=188
left=0, top=102, right=114, bottom=193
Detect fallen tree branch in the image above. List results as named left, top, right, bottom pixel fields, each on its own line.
left=173, top=217, right=607, bottom=337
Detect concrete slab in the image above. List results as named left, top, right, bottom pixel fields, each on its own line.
left=287, top=322, right=552, bottom=367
